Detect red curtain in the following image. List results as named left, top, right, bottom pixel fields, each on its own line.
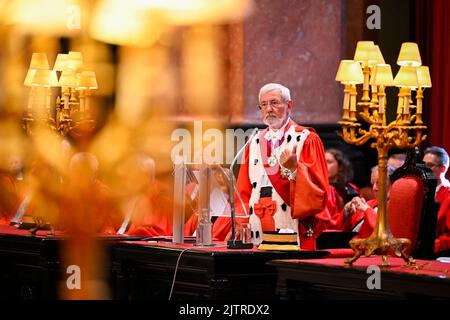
left=416, top=0, right=450, bottom=153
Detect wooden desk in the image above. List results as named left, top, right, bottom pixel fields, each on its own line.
left=0, top=227, right=61, bottom=299
left=111, top=241, right=328, bottom=300
left=268, top=256, right=450, bottom=300
left=0, top=226, right=144, bottom=299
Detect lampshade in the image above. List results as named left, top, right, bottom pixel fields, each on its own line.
left=76, top=71, right=98, bottom=89
left=147, top=0, right=254, bottom=25
left=397, top=42, right=422, bottom=67
left=368, top=45, right=385, bottom=67
left=29, top=52, right=50, bottom=69
left=371, top=64, right=394, bottom=86
left=353, top=41, right=375, bottom=63
left=90, top=0, right=160, bottom=47
left=393, top=66, right=419, bottom=88
left=335, top=60, right=364, bottom=84
left=53, top=54, right=68, bottom=71
left=24, top=69, right=37, bottom=86
left=31, top=69, right=58, bottom=86
left=416, top=66, right=432, bottom=88
left=66, top=51, right=84, bottom=71
left=58, top=70, right=77, bottom=87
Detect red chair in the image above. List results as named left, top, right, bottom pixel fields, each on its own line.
left=388, top=149, right=438, bottom=259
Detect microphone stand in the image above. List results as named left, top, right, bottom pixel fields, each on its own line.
left=226, top=128, right=258, bottom=249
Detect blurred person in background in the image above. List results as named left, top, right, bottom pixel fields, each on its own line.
left=339, top=165, right=396, bottom=238
left=422, top=147, right=450, bottom=254
left=325, top=148, right=360, bottom=230
left=59, top=152, right=121, bottom=235
left=112, top=153, right=173, bottom=237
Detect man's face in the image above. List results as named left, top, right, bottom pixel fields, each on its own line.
left=259, top=90, right=292, bottom=130
left=371, top=169, right=391, bottom=195
left=423, top=153, right=445, bottom=182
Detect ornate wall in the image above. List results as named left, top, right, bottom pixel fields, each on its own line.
left=242, top=0, right=344, bottom=124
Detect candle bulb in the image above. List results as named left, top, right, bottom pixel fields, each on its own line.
left=416, top=88, right=423, bottom=115
left=396, top=93, right=404, bottom=115
left=378, top=85, right=386, bottom=116
left=350, top=85, right=357, bottom=111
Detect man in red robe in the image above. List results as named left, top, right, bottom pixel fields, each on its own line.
left=213, top=83, right=330, bottom=250
left=113, top=154, right=173, bottom=237
left=0, top=170, right=18, bottom=225
left=338, top=165, right=395, bottom=239
left=423, top=147, right=450, bottom=253
left=59, top=152, right=121, bottom=235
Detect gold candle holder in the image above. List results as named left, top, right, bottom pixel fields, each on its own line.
left=336, top=41, right=430, bottom=267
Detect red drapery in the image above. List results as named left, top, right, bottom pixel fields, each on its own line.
left=416, top=0, right=450, bottom=154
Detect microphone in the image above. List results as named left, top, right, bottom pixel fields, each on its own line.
left=227, top=128, right=258, bottom=249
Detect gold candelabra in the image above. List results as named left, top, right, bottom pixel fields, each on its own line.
left=23, top=52, right=98, bottom=136
left=336, top=41, right=432, bottom=266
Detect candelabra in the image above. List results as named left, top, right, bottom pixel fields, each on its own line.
left=23, top=51, right=98, bottom=136
left=336, top=41, right=432, bottom=266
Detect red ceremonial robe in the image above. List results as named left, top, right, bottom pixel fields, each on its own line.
left=126, top=180, right=173, bottom=236
left=0, top=172, right=19, bottom=225
left=339, top=199, right=378, bottom=239
left=436, top=185, right=450, bottom=204
left=213, top=120, right=330, bottom=249
left=435, top=191, right=450, bottom=253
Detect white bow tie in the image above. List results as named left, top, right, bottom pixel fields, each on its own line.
left=264, top=129, right=283, bottom=141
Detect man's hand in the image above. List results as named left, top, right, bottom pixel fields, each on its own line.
left=280, top=145, right=297, bottom=172
left=351, top=197, right=370, bottom=212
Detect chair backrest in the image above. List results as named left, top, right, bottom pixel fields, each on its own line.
left=388, top=176, right=424, bottom=250
left=388, top=148, right=438, bottom=259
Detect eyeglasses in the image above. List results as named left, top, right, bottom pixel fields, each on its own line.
left=258, top=99, right=285, bottom=110
left=424, top=161, right=441, bottom=169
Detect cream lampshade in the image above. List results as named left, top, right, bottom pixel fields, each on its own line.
left=76, top=71, right=98, bottom=90
left=53, top=53, right=68, bottom=71
left=335, top=60, right=364, bottom=84
left=371, top=64, right=394, bottom=86
left=353, top=41, right=375, bottom=64
left=24, top=69, right=37, bottom=86
left=368, top=45, right=385, bottom=67
left=58, top=70, right=77, bottom=87
left=394, top=66, right=419, bottom=88
left=397, top=42, right=422, bottom=67
left=66, top=51, right=84, bottom=71
left=31, top=69, right=58, bottom=87
left=416, top=66, right=432, bottom=88
left=29, top=52, right=50, bottom=69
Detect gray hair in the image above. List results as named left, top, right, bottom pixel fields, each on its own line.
left=136, top=155, right=156, bottom=182
left=371, top=164, right=396, bottom=180
left=69, top=152, right=99, bottom=173
left=258, top=83, right=291, bottom=102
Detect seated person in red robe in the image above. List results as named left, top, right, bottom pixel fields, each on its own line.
left=0, top=169, right=19, bottom=226
left=339, top=165, right=396, bottom=239
left=112, top=154, right=173, bottom=237
left=423, top=146, right=450, bottom=253
left=324, top=148, right=359, bottom=229
left=435, top=196, right=450, bottom=253
left=8, top=157, right=62, bottom=229
left=59, top=152, right=121, bottom=235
